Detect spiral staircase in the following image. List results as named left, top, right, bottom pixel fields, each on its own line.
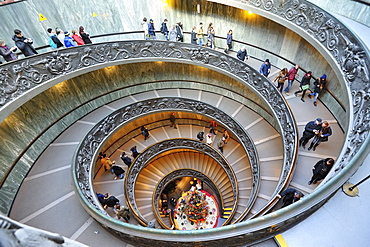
left=0, top=0, right=369, bottom=247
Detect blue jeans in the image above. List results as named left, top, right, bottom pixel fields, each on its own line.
left=164, top=32, right=169, bottom=41
left=198, top=37, right=203, bottom=46
left=284, top=80, right=294, bottom=92
left=309, top=92, right=318, bottom=102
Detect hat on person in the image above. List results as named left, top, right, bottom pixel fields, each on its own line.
left=321, top=74, right=327, bottom=79
left=149, top=19, right=153, bottom=21
left=64, top=31, right=70, bottom=36
left=316, top=118, right=322, bottom=123
left=294, top=191, right=304, bottom=198
left=265, top=59, right=269, bottom=62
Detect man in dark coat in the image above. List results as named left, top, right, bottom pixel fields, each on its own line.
left=237, top=46, right=248, bottom=61
left=308, top=158, right=334, bottom=185
left=130, top=146, right=140, bottom=158
left=141, top=126, right=150, bottom=140
left=160, top=19, right=169, bottom=41
left=259, top=59, right=271, bottom=77
left=197, top=131, right=204, bottom=141
left=299, top=118, right=322, bottom=148
left=175, top=22, right=184, bottom=42
left=96, top=193, right=106, bottom=206
left=277, top=188, right=304, bottom=207
left=148, top=19, right=156, bottom=39
left=110, top=164, right=125, bottom=179
left=294, top=71, right=312, bottom=102
left=120, top=152, right=132, bottom=167
left=103, top=193, right=120, bottom=209
left=12, top=29, right=38, bottom=57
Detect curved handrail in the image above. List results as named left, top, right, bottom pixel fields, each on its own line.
left=4, top=40, right=296, bottom=242
left=0, top=0, right=368, bottom=244
left=70, top=41, right=296, bottom=240
left=78, top=94, right=261, bottom=221
left=125, top=139, right=238, bottom=225
left=1, top=30, right=343, bottom=115
left=1, top=80, right=272, bottom=191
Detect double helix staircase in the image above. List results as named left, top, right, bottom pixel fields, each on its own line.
left=5, top=45, right=343, bottom=247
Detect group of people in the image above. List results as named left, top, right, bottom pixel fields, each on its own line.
left=141, top=18, right=234, bottom=52
left=47, top=26, right=92, bottom=49
left=273, top=64, right=327, bottom=106
left=96, top=193, right=130, bottom=223
left=276, top=117, right=335, bottom=207
left=196, top=120, right=230, bottom=155
left=98, top=152, right=125, bottom=179
left=299, top=118, right=332, bottom=151
left=0, top=26, right=92, bottom=62
left=142, top=17, right=184, bottom=42
left=278, top=157, right=334, bottom=207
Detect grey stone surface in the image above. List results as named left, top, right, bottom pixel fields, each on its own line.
left=308, top=0, right=370, bottom=27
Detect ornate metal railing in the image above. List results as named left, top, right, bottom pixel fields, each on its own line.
left=0, top=0, right=367, bottom=245
left=73, top=96, right=259, bottom=219
left=4, top=40, right=296, bottom=244
left=124, top=139, right=237, bottom=225
left=73, top=1, right=369, bottom=245
left=153, top=167, right=226, bottom=229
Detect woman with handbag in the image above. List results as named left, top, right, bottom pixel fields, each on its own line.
left=308, top=121, right=332, bottom=151
left=273, top=68, right=288, bottom=93
left=294, top=71, right=312, bottom=102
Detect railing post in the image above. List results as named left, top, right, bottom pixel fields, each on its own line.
left=342, top=175, right=370, bottom=197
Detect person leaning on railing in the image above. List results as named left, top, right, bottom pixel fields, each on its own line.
left=0, top=38, right=18, bottom=62
left=12, top=29, right=37, bottom=57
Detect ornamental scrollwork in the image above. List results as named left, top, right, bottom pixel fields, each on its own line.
left=125, top=139, right=238, bottom=223
left=236, top=0, right=370, bottom=177
left=71, top=97, right=266, bottom=220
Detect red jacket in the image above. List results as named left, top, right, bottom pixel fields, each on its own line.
left=72, top=34, right=85, bottom=46
left=287, top=67, right=298, bottom=81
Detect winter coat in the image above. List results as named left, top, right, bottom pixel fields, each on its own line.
left=72, top=34, right=85, bottom=46
left=160, top=22, right=168, bottom=34
left=313, top=78, right=326, bottom=93
left=191, top=30, right=197, bottom=44
left=280, top=188, right=303, bottom=206
left=0, top=45, right=17, bottom=62
left=80, top=32, right=92, bottom=44
left=111, top=165, right=125, bottom=176
left=105, top=196, right=119, bottom=207
left=259, top=62, right=271, bottom=76
left=12, top=35, right=38, bottom=57
left=121, top=156, right=132, bottom=167
left=287, top=67, right=298, bottom=81
left=148, top=22, right=155, bottom=36
left=49, top=34, right=64, bottom=48
left=300, top=73, right=312, bottom=87
left=175, top=24, right=183, bottom=41
left=273, top=70, right=287, bottom=83
left=57, top=32, right=65, bottom=46
left=313, top=158, right=333, bottom=179
left=226, top=33, right=232, bottom=45
left=317, top=126, right=332, bottom=142
left=237, top=49, right=248, bottom=61
left=169, top=29, right=177, bottom=42
left=304, top=120, right=322, bottom=134
left=64, top=36, right=76, bottom=48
